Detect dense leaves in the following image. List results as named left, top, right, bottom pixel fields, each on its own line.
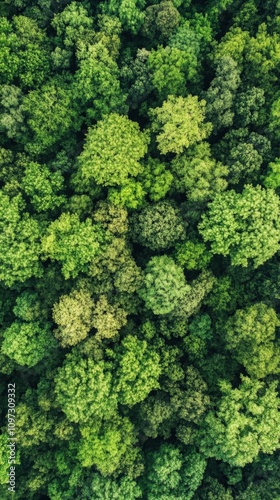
left=1, top=0, right=280, bottom=498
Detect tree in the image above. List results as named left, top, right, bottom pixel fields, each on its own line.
left=263, top=158, right=280, bottom=189
left=131, top=200, right=186, bottom=250
left=171, top=142, right=228, bottom=201
left=21, top=78, right=81, bottom=155
left=78, top=415, right=141, bottom=476
left=54, top=352, right=117, bottom=423
left=1, top=321, right=57, bottom=367
left=113, top=334, right=161, bottom=406
left=101, top=0, right=145, bottom=34
left=138, top=256, right=190, bottom=315
left=205, top=55, right=241, bottom=133
left=92, top=295, right=128, bottom=341
left=22, top=161, right=66, bottom=212
left=13, top=291, right=43, bottom=322
left=0, top=191, right=42, bottom=286
left=51, top=2, right=94, bottom=50
left=150, top=95, right=212, bottom=155
left=74, top=41, right=127, bottom=122
left=234, top=87, right=265, bottom=128
left=138, top=158, right=173, bottom=202
left=199, top=185, right=280, bottom=268
left=148, top=46, right=190, bottom=99
left=41, top=213, right=108, bottom=279
left=0, top=16, right=51, bottom=88
left=0, top=85, right=25, bottom=140
left=142, top=1, right=180, bottom=41
left=121, top=48, right=153, bottom=110
left=198, top=376, right=280, bottom=467
left=77, top=113, right=149, bottom=188
left=174, top=239, right=211, bottom=270
left=90, top=473, right=142, bottom=499
left=52, top=289, right=94, bottom=347
left=108, top=179, right=146, bottom=209
left=144, top=444, right=206, bottom=500
left=224, top=303, right=280, bottom=378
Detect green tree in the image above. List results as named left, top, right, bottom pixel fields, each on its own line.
left=51, top=2, right=94, bottom=50
left=52, top=289, right=94, bottom=347
left=77, top=113, right=149, bottom=188
left=263, top=158, right=280, bottom=188
left=171, top=142, right=228, bottom=201
left=1, top=321, right=57, bottom=367
left=0, top=85, right=25, bottom=140
left=144, top=444, right=206, bottom=500
left=75, top=41, right=127, bottom=122
left=174, top=239, right=211, bottom=270
left=148, top=46, right=190, bottom=99
left=22, top=161, right=66, bottom=212
left=21, top=78, right=81, bottom=155
left=54, top=352, right=117, bottom=423
left=41, top=213, right=108, bottom=279
left=78, top=415, right=141, bottom=476
left=0, top=192, right=42, bottom=286
left=92, top=295, right=128, bottom=341
left=199, top=185, right=280, bottom=268
left=131, top=200, right=186, bottom=250
left=142, top=1, right=180, bottom=41
left=224, top=303, right=280, bottom=378
left=113, top=334, right=161, bottom=406
left=90, top=473, right=142, bottom=499
left=198, top=377, right=280, bottom=467
left=138, top=256, right=190, bottom=315
left=0, top=16, right=51, bottom=88
left=138, top=158, right=173, bottom=202
left=205, top=55, right=241, bottom=133
left=150, top=95, right=212, bottom=155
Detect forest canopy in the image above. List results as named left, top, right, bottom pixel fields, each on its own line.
left=0, top=0, right=280, bottom=499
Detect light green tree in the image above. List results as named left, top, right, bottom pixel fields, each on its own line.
left=171, top=142, right=228, bottom=201
left=22, top=161, right=66, bottom=212
left=78, top=415, right=140, bottom=476
left=199, top=376, right=280, bottom=467
left=224, top=303, right=280, bottom=378
left=138, top=255, right=190, bottom=315
left=150, top=95, right=212, bottom=155
left=52, top=289, right=94, bottom=347
left=114, top=334, right=161, bottom=406
left=0, top=191, right=42, bottom=286
left=199, top=185, right=280, bottom=267
left=77, top=113, right=149, bottom=188
left=41, top=213, right=108, bottom=279
left=1, top=321, right=57, bottom=367
left=54, top=353, right=117, bottom=423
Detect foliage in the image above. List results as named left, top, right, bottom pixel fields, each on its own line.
left=52, top=289, right=94, bottom=347
left=114, top=334, right=162, bottom=405
left=54, top=352, right=117, bottom=423
left=199, top=377, right=280, bottom=467
left=1, top=320, right=57, bottom=367
left=77, top=113, right=149, bottom=187
left=0, top=191, right=42, bottom=286
left=224, top=302, right=280, bottom=378
left=138, top=256, right=190, bottom=315
left=171, top=142, right=228, bottom=201
left=41, top=213, right=108, bottom=279
left=1, top=0, right=280, bottom=496
left=150, top=95, right=212, bottom=155
left=131, top=200, right=186, bottom=250
left=199, top=185, right=280, bottom=267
